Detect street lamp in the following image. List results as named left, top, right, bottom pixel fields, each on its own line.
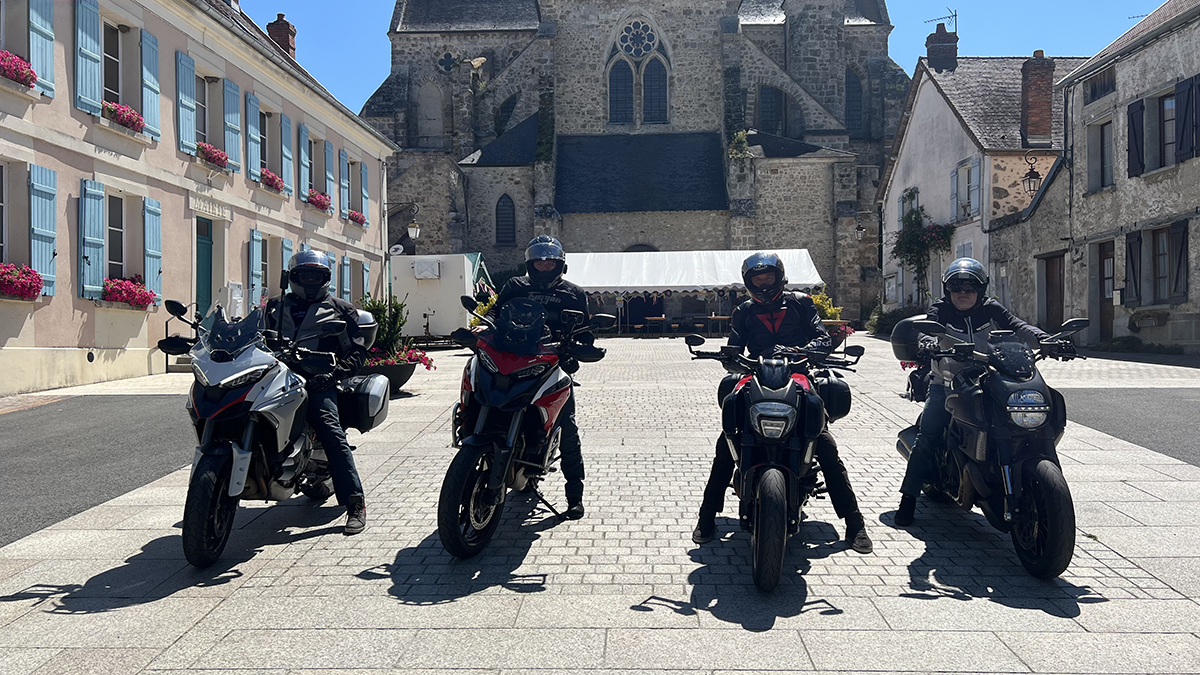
left=407, top=222, right=421, bottom=242
left=1022, top=151, right=1043, bottom=195
left=855, top=222, right=867, bottom=241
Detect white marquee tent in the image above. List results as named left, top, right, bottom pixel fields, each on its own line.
left=564, top=249, right=824, bottom=294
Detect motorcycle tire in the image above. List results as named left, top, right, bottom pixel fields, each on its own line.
left=301, top=478, right=334, bottom=502
left=182, top=453, right=240, bottom=568
left=1010, top=459, right=1076, bottom=579
left=751, top=467, right=789, bottom=592
left=438, top=443, right=504, bottom=559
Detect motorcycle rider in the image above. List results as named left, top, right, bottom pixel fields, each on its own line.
left=692, top=253, right=873, bottom=554
left=476, top=235, right=601, bottom=520
left=894, top=257, right=1071, bottom=525
left=265, top=250, right=370, bottom=535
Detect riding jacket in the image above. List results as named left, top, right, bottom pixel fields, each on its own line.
left=265, top=292, right=367, bottom=384
left=727, top=292, right=832, bottom=360
left=920, top=297, right=1050, bottom=386
left=492, top=276, right=591, bottom=337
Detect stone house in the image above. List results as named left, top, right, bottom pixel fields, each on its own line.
left=361, top=0, right=911, bottom=321
left=878, top=24, right=1084, bottom=311
left=0, top=0, right=397, bottom=396
left=990, top=0, right=1200, bottom=349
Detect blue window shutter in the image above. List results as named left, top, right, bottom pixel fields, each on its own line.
left=28, top=165, right=58, bottom=296
left=281, top=238, right=293, bottom=271
left=897, top=196, right=903, bottom=226
left=280, top=114, right=293, bottom=195
left=143, top=198, right=162, bottom=304
left=339, top=149, right=350, bottom=219
left=324, top=141, right=334, bottom=198
left=29, top=0, right=55, bottom=97
left=74, top=0, right=102, bottom=115
left=245, top=92, right=260, bottom=181
left=298, top=124, right=310, bottom=197
left=249, top=230, right=263, bottom=306
left=341, top=256, right=351, bottom=301
left=969, top=158, right=981, bottom=216
left=950, top=169, right=959, bottom=222
left=362, top=261, right=370, bottom=299
left=78, top=179, right=105, bottom=300
left=360, top=162, right=370, bottom=226
left=140, top=31, right=161, bottom=139
left=175, top=52, right=196, bottom=154
left=328, top=253, right=337, bottom=297
left=301, top=242, right=310, bottom=252
left=224, top=79, right=241, bottom=172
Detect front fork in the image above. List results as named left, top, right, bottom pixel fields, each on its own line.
left=189, top=417, right=256, bottom=498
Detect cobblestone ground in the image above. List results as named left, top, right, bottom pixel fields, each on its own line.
left=1, top=336, right=1199, bottom=673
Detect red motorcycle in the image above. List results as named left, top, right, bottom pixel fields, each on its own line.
left=438, top=296, right=613, bottom=558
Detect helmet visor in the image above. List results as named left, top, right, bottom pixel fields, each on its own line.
left=291, top=267, right=330, bottom=286
left=526, top=241, right=564, bottom=262
left=945, top=279, right=983, bottom=294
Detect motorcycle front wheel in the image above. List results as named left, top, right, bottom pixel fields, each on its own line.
left=751, top=467, right=789, bottom=592
left=182, top=453, right=240, bottom=568
left=1011, top=459, right=1076, bottom=579
left=437, top=443, right=504, bottom=559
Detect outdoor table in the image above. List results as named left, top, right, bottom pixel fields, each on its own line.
left=646, top=316, right=668, bottom=335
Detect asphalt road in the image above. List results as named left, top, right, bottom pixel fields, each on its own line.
left=1062, top=388, right=1200, bottom=467
left=0, top=395, right=194, bottom=547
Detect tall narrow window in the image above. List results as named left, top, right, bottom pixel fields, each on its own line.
left=1153, top=227, right=1170, bottom=302
left=495, top=194, right=516, bottom=246
left=308, top=138, right=319, bottom=192
left=195, top=76, right=208, bottom=145
left=103, top=23, right=120, bottom=104
left=759, top=86, right=785, bottom=136
left=0, top=164, right=6, bottom=263
left=258, top=111, right=268, bottom=172
left=107, top=195, right=124, bottom=279
left=1161, top=95, right=1176, bottom=168
left=643, top=58, right=668, bottom=124
left=1101, top=121, right=1115, bottom=187
left=846, top=70, right=864, bottom=139
left=609, top=61, right=633, bottom=125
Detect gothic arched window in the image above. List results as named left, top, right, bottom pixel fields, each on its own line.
left=495, top=94, right=519, bottom=135
left=643, top=58, right=668, bottom=124
left=609, top=61, right=634, bottom=125
left=495, top=194, right=516, bottom=246
left=416, top=81, right=444, bottom=148
left=758, top=85, right=786, bottom=137
left=846, top=69, right=865, bottom=139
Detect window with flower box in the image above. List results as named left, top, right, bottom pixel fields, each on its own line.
left=102, top=21, right=119, bottom=104
left=349, top=158, right=363, bottom=212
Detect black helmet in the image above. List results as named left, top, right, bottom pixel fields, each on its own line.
left=741, top=252, right=787, bottom=303
left=942, top=257, right=989, bottom=303
left=525, top=235, right=567, bottom=290
left=288, top=249, right=332, bottom=302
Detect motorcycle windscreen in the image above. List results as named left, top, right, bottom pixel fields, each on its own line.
left=206, top=307, right=265, bottom=359
left=493, top=299, right=548, bottom=356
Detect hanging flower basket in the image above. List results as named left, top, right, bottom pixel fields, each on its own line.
left=0, top=263, right=43, bottom=300
left=306, top=189, right=332, bottom=211
left=101, top=101, right=146, bottom=133
left=259, top=168, right=286, bottom=193
left=102, top=275, right=156, bottom=309
left=197, top=142, right=229, bottom=169
left=348, top=210, right=367, bottom=226
left=0, top=51, right=37, bottom=88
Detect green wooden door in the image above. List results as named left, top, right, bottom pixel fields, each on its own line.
left=196, top=218, right=214, bottom=317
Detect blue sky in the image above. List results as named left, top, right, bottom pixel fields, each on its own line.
left=241, top=0, right=1166, bottom=114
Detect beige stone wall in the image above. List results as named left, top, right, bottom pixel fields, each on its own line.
left=388, top=153, right=465, bottom=256
left=560, top=211, right=732, bottom=253
left=460, top=165, right=538, bottom=273
left=989, top=151, right=1058, bottom=219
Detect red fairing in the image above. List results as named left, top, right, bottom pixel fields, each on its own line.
left=478, top=338, right=557, bottom=375
left=460, top=363, right=472, bottom=406
left=791, top=374, right=812, bottom=391
left=534, top=384, right=572, bottom=431
left=732, top=374, right=753, bottom=394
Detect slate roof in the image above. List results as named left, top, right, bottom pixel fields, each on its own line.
left=392, top=0, right=541, bottom=33
left=555, top=133, right=729, bottom=214
left=745, top=132, right=856, bottom=159
left=738, top=0, right=887, bottom=26
left=1059, top=0, right=1200, bottom=87
left=361, top=70, right=407, bottom=118
left=923, top=56, right=1089, bottom=150
left=460, top=113, right=540, bottom=166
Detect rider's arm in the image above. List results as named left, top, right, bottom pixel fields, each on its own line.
left=725, top=307, right=748, bottom=354
left=333, top=304, right=368, bottom=381
left=917, top=303, right=942, bottom=356
left=796, top=296, right=833, bottom=358
left=991, top=301, right=1051, bottom=347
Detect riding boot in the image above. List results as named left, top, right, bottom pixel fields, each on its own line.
left=843, top=512, right=873, bottom=554
left=345, top=496, right=367, bottom=535
left=563, top=479, right=585, bottom=520
left=692, top=509, right=717, bottom=544
left=894, top=494, right=917, bottom=526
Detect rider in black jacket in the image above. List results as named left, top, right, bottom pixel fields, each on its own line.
left=265, top=250, right=369, bottom=535
left=692, top=253, right=873, bottom=554
left=894, top=258, right=1066, bottom=526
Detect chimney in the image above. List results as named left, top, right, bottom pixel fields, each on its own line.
left=1022, top=50, right=1055, bottom=148
left=926, top=23, right=959, bottom=73
left=267, top=13, right=296, bottom=59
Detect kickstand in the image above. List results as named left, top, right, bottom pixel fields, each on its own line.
left=533, top=487, right=565, bottom=520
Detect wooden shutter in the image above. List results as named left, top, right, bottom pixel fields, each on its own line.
left=140, top=31, right=160, bottom=139
left=339, top=149, right=350, bottom=219
left=949, top=168, right=959, bottom=222
left=1175, top=77, right=1195, bottom=164
left=1170, top=220, right=1189, bottom=304
left=280, top=114, right=293, bottom=194
left=74, top=0, right=102, bottom=115
left=78, top=179, right=106, bottom=300
left=28, top=0, right=55, bottom=97
left=224, top=79, right=241, bottom=172
left=249, top=230, right=263, bottom=306
left=175, top=52, right=196, bottom=154
left=969, top=158, right=981, bottom=216
left=1125, top=230, right=1143, bottom=308
left=143, top=198, right=162, bottom=304
left=341, top=256, right=351, bottom=301
left=245, top=92, right=261, bottom=181
left=362, top=261, right=371, bottom=300
left=360, top=162, right=370, bottom=226
left=281, top=238, right=293, bottom=274
left=28, top=165, right=58, bottom=296
left=1128, top=100, right=1145, bottom=177
left=298, top=124, right=310, bottom=196
left=324, top=141, right=335, bottom=199
left=328, top=253, right=336, bottom=297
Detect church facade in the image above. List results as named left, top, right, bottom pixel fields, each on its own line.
left=362, top=0, right=909, bottom=320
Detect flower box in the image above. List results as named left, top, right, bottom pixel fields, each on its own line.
left=305, top=189, right=333, bottom=212
left=260, top=168, right=286, bottom=193
left=197, top=142, right=229, bottom=169
left=0, top=263, right=44, bottom=300
left=364, top=346, right=435, bottom=395
left=0, top=50, right=37, bottom=89
left=101, top=101, right=146, bottom=134
left=101, top=275, right=156, bottom=309
left=348, top=210, right=367, bottom=226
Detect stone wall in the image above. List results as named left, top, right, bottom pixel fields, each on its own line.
left=742, top=24, right=785, bottom=68
left=388, top=152, right=465, bottom=255
left=560, top=211, right=732, bottom=252
left=783, top=0, right=847, bottom=125
left=990, top=151, right=1057, bottom=219
left=460, top=165, right=538, bottom=272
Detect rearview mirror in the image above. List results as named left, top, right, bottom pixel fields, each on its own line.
left=590, top=313, right=616, bottom=329
left=1060, top=318, right=1090, bottom=334
left=685, top=334, right=706, bottom=347
left=450, top=327, right=478, bottom=347
left=561, top=309, right=585, bottom=327
left=165, top=300, right=189, bottom=320
left=913, top=320, right=946, bottom=336
left=157, top=335, right=193, bottom=356
left=844, top=345, right=865, bottom=358
left=461, top=295, right=479, bottom=312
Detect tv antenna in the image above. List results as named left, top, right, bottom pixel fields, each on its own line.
left=1128, top=14, right=1149, bottom=20
left=925, top=8, right=958, bottom=33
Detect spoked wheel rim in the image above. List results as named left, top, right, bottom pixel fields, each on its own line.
left=458, top=453, right=499, bottom=546
left=1012, top=477, right=1048, bottom=560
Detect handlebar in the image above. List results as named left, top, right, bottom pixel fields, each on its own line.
left=691, top=347, right=859, bottom=373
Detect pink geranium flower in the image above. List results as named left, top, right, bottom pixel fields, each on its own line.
left=102, top=100, right=146, bottom=133
left=102, top=275, right=156, bottom=309
left=0, top=50, right=37, bottom=88
left=0, top=263, right=43, bottom=300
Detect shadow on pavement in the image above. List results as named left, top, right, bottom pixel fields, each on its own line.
left=1077, top=350, right=1200, bottom=369
left=358, top=490, right=564, bottom=605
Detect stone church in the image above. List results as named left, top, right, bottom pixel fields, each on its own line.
left=362, top=0, right=910, bottom=320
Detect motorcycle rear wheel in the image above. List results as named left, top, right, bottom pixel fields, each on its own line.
left=751, top=468, right=789, bottom=592
left=1010, top=459, right=1075, bottom=579
left=438, top=443, right=504, bottom=559
left=182, top=453, right=240, bottom=568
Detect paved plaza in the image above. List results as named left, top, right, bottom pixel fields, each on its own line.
left=2, top=336, right=1200, bottom=674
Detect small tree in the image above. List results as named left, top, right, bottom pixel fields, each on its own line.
left=889, top=187, right=955, bottom=303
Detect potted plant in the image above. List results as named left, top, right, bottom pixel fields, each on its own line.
left=0, top=50, right=37, bottom=88
left=260, top=168, right=286, bottom=193
left=306, top=189, right=332, bottom=212
left=102, top=275, right=156, bottom=309
left=1131, top=308, right=1170, bottom=328
left=359, top=295, right=435, bottom=394
left=0, top=263, right=43, bottom=300
left=813, top=291, right=856, bottom=348
left=348, top=210, right=367, bottom=226
left=101, top=100, right=146, bottom=133
left=197, top=142, right=229, bottom=169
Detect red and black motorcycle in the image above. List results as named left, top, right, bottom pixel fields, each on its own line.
left=437, top=296, right=614, bottom=558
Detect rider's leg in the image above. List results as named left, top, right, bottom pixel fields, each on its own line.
left=896, top=384, right=950, bottom=525
left=813, top=423, right=872, bottom=553
left=695, top=375, right=742, bottom=543
left=306, top=387, right=366, bottom=534
left=557, top=393, right=586, bottom=520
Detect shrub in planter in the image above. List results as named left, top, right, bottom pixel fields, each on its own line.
left=0, top=50, right=37, bottom=88
left=197, top=142, right=229, bottom=168
left=0, top=263, right=43, bottom=299
left=101, top=101, right=146, bottom=133
left=259, top=168, right=286, bottom=192
left=348, top=210, right=367, bottom=226
left=102, top=274, right=156, bottom=309
left=866, top=304, right=926, bottom=336
left=306, top=189, right=332, bottom=211
left=365, top=346, right=435, bottom=370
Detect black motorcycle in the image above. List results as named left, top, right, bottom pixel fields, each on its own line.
left=685, top=335, right=863, bottom=591
left=890, top=316, right=1088, bottom=579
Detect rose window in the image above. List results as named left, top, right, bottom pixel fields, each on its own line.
left=619, top=21, right=657, bottom=59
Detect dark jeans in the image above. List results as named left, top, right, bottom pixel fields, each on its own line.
left=306, top=387, right=364, bottom=506
left=558, top=392, right=584, bottom=486
left=900, top=383, right=951, bottom=496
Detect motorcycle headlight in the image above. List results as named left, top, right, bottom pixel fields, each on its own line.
left=750, top=402, right=797, bottom=440
left=192, top=362, right=210, bottom=387
left=218, top=365, right=272, bottom=389
left=477, top=350, right=499, bottom=373
left=1008, top=390, right=1050, bottom=428
left=513, top=363, right=549, bottom=379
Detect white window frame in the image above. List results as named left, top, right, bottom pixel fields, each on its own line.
left=309, top=135, right=323, bottom=193
left=102, top=20, right=121, bottom=105
left=0, top=163, right=7, bottom=264
left=106, top=194, right=125, bottom=280
left=195, top=74, right=208, bottom=146
left=349, top=159, right=362, bottom=212
left=258, top=109, right=269, bottom=173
